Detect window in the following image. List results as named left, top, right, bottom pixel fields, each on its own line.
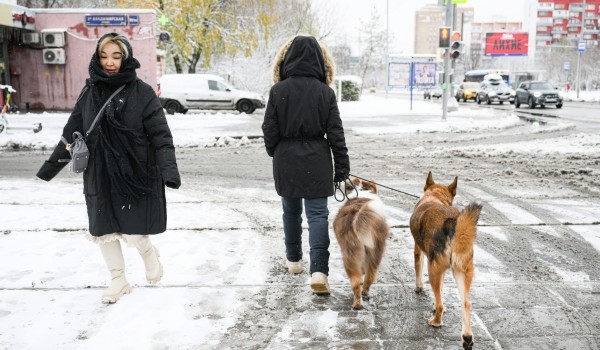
left=208, top=80, right=229, bottom=91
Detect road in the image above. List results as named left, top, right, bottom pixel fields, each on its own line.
left=1, top=104, right=600, bottom=349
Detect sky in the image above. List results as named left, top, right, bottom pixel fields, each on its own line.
left=2, top=93, right=600, bottom=348
left=312, top=0, right=533, bottom=55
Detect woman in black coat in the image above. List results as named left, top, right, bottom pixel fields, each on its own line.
left=37, top=33, right=180, bottom=304
left=262, top=35, right=350, bottom=295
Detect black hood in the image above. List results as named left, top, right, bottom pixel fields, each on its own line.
left=279, top=36, right=326, bottom=83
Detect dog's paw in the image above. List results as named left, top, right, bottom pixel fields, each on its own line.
left=361, top=293, right=370, bottom=301
left=462, top=334, right=474, bottom=349
left=428, top=316, right=443, bottom=327
left=352, top=302, right=364, bottom=310
left=415, top=286, right=424, bottom=293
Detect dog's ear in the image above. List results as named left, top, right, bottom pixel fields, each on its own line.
left=425, top=171, right=435, bottom=191
left=362, top=180, right=377, bottom=194
left=448, top=176, right=458, bottom=197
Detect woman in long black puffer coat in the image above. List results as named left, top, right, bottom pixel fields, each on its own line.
left=262, top=35, right=350, bottom=295
left=37, top=33, right=180, bottom=304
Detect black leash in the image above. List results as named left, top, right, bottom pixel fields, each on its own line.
left=348, top=173, right=421, bottom=199
left=334, top=176, right=358, bottom=202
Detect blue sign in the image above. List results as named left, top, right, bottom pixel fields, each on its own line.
left=563, top=62, right=570, bottom=72
left=85, top=15, right=139, bottom=26
left=578, top=40, right=585, bottom=53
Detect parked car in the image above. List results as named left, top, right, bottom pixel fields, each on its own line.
left=424, top=87, right=442, bottom=99
left=514, top=80, right=563, bottom=109
left=158, top=74, right=265, bottom=114
left=476, top=75, right=515, bottom=105
left=455, top=82, right=480, bottom=102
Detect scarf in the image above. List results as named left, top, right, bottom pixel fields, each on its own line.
left=87, top=33, right=156, bottom=200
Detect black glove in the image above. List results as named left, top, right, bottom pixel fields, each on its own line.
left=165, top=180, right=180, bottom=189
left=334, top=172, right=348, bottom=183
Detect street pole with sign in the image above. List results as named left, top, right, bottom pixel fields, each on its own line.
left=442, top=2, right=452, bottom=121
left=576, top=40, right=585, bottom=99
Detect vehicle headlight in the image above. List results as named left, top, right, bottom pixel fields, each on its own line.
left=256, top=95, right=264, bottom=101
left=488, top=91, right=497, bottom=97
left=533, top=92, right=541, bottom=97
left=510, top=90, right=516, bottom=96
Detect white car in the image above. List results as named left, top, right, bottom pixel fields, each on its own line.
left=158, top=74, right=265, bottom=114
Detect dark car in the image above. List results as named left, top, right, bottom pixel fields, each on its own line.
left=514, top=80, right=563, bottom=109
left=476, top=76, right=515, bottom=105
left=455, top=82, right=480, bottom=102
left=424, top=87, right=442, bottom=99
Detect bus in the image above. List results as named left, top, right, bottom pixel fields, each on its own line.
left=463, top=69, right=510, bottom=85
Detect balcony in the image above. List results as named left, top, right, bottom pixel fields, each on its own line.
left=569, top=3, right=584, bottom=11
left=537, top=26, right=551, bottom=32
left=538, top=17, right=553, bottom=24
left=536, top=34, right=552, bottom=41
left=553, top=10, right=569, bottom=18
left=584, top=26, right=599, bottom=33
left=567, top=21, right=581, bottom=27
left=538, top=2, right=553, bottom=10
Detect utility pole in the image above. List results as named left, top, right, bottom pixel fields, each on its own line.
left=450, top=3, right=457, bottom=99
left=576, top=0, right=586, bottom=99
left=442, top=0, right=453, bottom=121
left=385, top=0, right=389, bottom=98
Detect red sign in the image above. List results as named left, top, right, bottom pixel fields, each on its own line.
left=485, top=32, right=528, bottom=57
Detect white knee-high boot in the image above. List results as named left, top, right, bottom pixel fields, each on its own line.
left=99, top=240, right=132, bottom=304
left=134, top=236, right=163, bottom=284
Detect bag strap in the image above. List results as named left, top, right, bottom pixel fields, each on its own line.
left=86, top=84, right=126, bottom=138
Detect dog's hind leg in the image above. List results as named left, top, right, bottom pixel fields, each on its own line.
left=362, top=246, right=383, bottom=300
left=414, top=246, right=425, bottom=292
left=343, top=250, right=365, bottom=310
left=453, top=267, right=475, bottom=349
left=427, top=262, right=445, bottom=327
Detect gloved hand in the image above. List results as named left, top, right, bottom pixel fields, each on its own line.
left=165, top=180, right=180, bottom=189
left=334, top=172, right=348, bottom=183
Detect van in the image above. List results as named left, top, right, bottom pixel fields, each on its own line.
left=158, top=74, right=265, bottom=114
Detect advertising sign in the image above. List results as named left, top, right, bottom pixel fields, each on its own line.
left=388, top=63, right=411, bottom=88
left=413, top=63, right=436, bottom=86
left=485, top=32, right=529, bottom=57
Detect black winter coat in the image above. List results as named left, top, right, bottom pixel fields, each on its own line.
left=262, top=36, right=350, bottom=199
left=37, top=79, right=180, bottom=236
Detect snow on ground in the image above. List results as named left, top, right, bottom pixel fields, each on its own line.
left=1, top=93, right=600, bottom=349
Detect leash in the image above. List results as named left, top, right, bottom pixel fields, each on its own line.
left=348, top=173, right=421, bottom=199
left=334, top=176, right=358, bottom=202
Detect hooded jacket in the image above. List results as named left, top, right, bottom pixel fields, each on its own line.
left=262, top=35, right=350, bottom=198
left=37, top=33, right=180, bottom=236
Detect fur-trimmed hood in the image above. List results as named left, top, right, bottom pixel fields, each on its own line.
left=272, top=35, right=335, bottom=86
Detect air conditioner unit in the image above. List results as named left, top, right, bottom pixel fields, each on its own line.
left=43, top=48, right=66, bottom=64
left=42, top=31, right=66, bottom=48
left=23, top=32, right=40, bottom=44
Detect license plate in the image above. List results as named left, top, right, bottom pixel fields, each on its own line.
left=546, top=99, right=556, bottom=103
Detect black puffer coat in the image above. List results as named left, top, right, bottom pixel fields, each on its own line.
left=262, top=35, right=350, bottom=199
left=37, top=37, right=180, bottom=236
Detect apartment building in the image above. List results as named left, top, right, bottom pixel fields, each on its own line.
left=414, top=4, right=474, bottom=56
left=536, top=0, right=600, bottom=46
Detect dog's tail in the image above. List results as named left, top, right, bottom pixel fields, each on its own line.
left=451, top=202, right=483, bottom=256
left=352, top=199, right=386, bottom=249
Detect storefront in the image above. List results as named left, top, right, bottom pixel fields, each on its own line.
left=1, top=1, right=157, bottom=111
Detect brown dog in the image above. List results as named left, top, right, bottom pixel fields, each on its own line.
left=333, top=177, right=389, bottom=310
left=409, top=172, right=482, bottom=350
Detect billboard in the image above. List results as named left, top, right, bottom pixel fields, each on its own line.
left=413, top=63, right=436, bottom=86
left=485, top=32, right=529, bottom=57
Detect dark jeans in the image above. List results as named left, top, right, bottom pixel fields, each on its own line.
left=282, top=196, right=330, bottom=275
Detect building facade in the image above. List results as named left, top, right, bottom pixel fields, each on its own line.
left=0, top=1, right=158, bottom=111
left=536, top=0, right=600, bottom=47
left=414, top=4, right=474, bottom=56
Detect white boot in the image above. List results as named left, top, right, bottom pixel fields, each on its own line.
left=286, top=259, right=304, bottom=274
left=310, top=272, right=331, bottom=295
left=134, top=236, right=163, bottom=284
left=99, top=240, right=132, bottom=304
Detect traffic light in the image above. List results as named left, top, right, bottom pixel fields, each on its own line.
left=439, top=27, right=451, bottom=48
left=450, top=31, right=462, bottom=59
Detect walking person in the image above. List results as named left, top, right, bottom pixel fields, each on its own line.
left=262, top=35, right=350, bottom=295
left=37, top=33, right=181, bottom=304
